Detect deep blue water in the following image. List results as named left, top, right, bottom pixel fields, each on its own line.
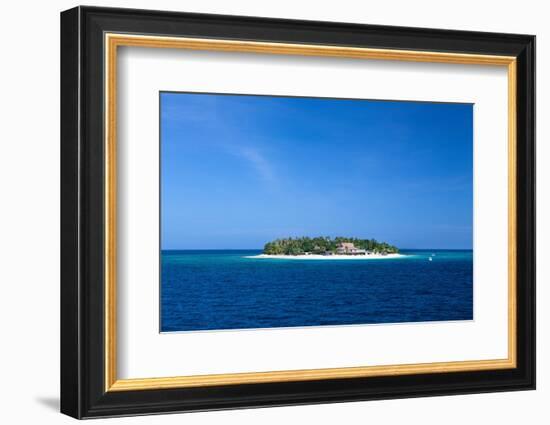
left=161, top=250, right=473, bottom=332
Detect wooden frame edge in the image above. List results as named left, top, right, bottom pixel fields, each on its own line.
left=108, top=358, right=516, bottom=391
left=507, top=59, right=518, bottom=369
left=105, top=32, right=118, bottom=391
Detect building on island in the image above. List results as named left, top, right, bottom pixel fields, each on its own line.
left=336, top=242, right=367, bottom=255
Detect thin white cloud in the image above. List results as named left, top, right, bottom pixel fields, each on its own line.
left=235, top=147, right=276, bottom=184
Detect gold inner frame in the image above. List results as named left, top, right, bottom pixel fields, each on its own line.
left=104, top=33, right=517, bottom=392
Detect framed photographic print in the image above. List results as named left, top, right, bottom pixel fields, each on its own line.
left=60, top=6, right=535, bottom=419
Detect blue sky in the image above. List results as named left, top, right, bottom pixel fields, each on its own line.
left=161, top=92, right=473, bottom=249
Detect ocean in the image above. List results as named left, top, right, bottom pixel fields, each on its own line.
left=161, top=249, right=473, bottom=332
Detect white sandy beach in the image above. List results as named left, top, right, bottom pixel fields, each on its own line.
left=245, top=253, right=406, bottom=260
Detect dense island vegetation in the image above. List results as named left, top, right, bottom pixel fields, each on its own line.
left=263, top=236, right=399, bottom=256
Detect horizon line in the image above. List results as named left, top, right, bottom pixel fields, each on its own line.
left=161, top=247, right=474, bottom=251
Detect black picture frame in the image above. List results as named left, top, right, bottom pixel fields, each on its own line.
left=61, top=5, right=535, bottom=419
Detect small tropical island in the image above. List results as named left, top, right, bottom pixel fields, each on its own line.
left=248, top=237, right=403, bottom=260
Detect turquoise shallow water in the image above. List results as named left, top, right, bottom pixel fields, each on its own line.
left=161, top=249, right=473, bottom=332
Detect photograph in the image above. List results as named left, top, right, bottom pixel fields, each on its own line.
left=160, top=92, right=474, bottom=332
left=55, top=3, right=536, bottom=420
